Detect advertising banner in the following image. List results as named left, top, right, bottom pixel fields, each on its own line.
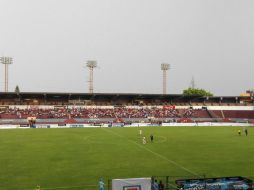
left=175, top=176, right=253, bottom=190
left=0, top=125, right=20, bottom=129
left=36, top=125, right=50, bottom=128
left=112, top=178, right=151, bottom=190
left=163, top=105, right=175, bottom=109
left=19, top=124, right=30, bottom=128
left=67, top=124, right=84, bottom=128
left=111, top=123, right=125, bottom=127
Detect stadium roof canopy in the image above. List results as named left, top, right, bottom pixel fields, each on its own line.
left=0, top=92, right=246, bottom=103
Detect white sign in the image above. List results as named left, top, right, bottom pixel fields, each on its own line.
left=112, top=178, right=151, bottom=190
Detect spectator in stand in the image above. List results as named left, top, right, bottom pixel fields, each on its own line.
left=0, top=107, right=197, bottom=120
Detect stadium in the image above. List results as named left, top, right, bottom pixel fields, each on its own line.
left=0, top=90, right=254, bottom=190
left=1, top=1, right=254, bottom=190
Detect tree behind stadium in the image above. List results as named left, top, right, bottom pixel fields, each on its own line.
left=183, top=87, right=213, bottom=97
left=15, top=85, right=20, bottom=95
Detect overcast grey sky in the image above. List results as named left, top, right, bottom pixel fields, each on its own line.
left=0, top=0, right=253, bottom=96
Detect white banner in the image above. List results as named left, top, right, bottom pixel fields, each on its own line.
left=162, top=122, right=253, bottom=127
left=0, top=125, right=20, bottom=129
left=129, top=123, right=152, bottom=127
left=36, top=124, right=50, bottom=128
left=112, top=178, right=151, bottom=190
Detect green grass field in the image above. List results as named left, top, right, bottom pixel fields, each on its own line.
left=0, top=126, right=254, bottom=190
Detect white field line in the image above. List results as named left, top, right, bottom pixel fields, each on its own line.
left=102, top=128, right=200, bottom=177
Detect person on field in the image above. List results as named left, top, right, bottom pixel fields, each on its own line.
left=244, top=127, right=248, bottom=136
left=143, top=136, right=147, bottom=144
left=139, top=129, right=142, bottom=136
left=99, top=179, right=104, bottom=190
left=238, top=129, right=241, bottom=136
left=150, top=134, right=154, bottom=143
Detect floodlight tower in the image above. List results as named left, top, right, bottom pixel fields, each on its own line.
left=161, top=63, right=170, bottom=94
left=0, top=57, right=13, bottom=92
left=86, top=60, right=97, bottom=94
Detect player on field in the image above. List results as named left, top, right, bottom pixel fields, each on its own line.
left=238, top=129, right=241, bottom=136
left=142, top=136, right=147, bottom=144
left=139, top=129, right=142, bottom=136
left=150, top=134, right=154, bottom=143
left=244, top=127, right=248, bottom=136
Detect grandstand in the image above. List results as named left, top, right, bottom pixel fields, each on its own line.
left=0, top=92, right=254, bottom=126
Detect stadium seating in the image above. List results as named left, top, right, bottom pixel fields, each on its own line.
left=1, top=107, right=254, bottom=121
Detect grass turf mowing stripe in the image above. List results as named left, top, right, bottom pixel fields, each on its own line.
left=40, top=184, right=98, bottom=190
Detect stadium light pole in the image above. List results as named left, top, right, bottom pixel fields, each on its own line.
left=161, top=63, right=170, bottom=94
left=86, top=60, right=97, bottom=94
left=0, top=56, right=13, bottom=92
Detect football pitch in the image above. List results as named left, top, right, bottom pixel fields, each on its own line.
left=0, top=126, right=253, bottom=190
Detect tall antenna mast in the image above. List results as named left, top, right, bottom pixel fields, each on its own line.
left=0, top=56, right=13, bottom=92
left=190, top=76, right=196, bottom=88
left=86, top=60, right=97, bottom=94
left=161, top=63, right=170, bottom=94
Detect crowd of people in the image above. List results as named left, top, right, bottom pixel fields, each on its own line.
left=0, top=107, right=196, bottom=119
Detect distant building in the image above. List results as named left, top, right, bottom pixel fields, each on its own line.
left=240, top=90, right=254, bottom=97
